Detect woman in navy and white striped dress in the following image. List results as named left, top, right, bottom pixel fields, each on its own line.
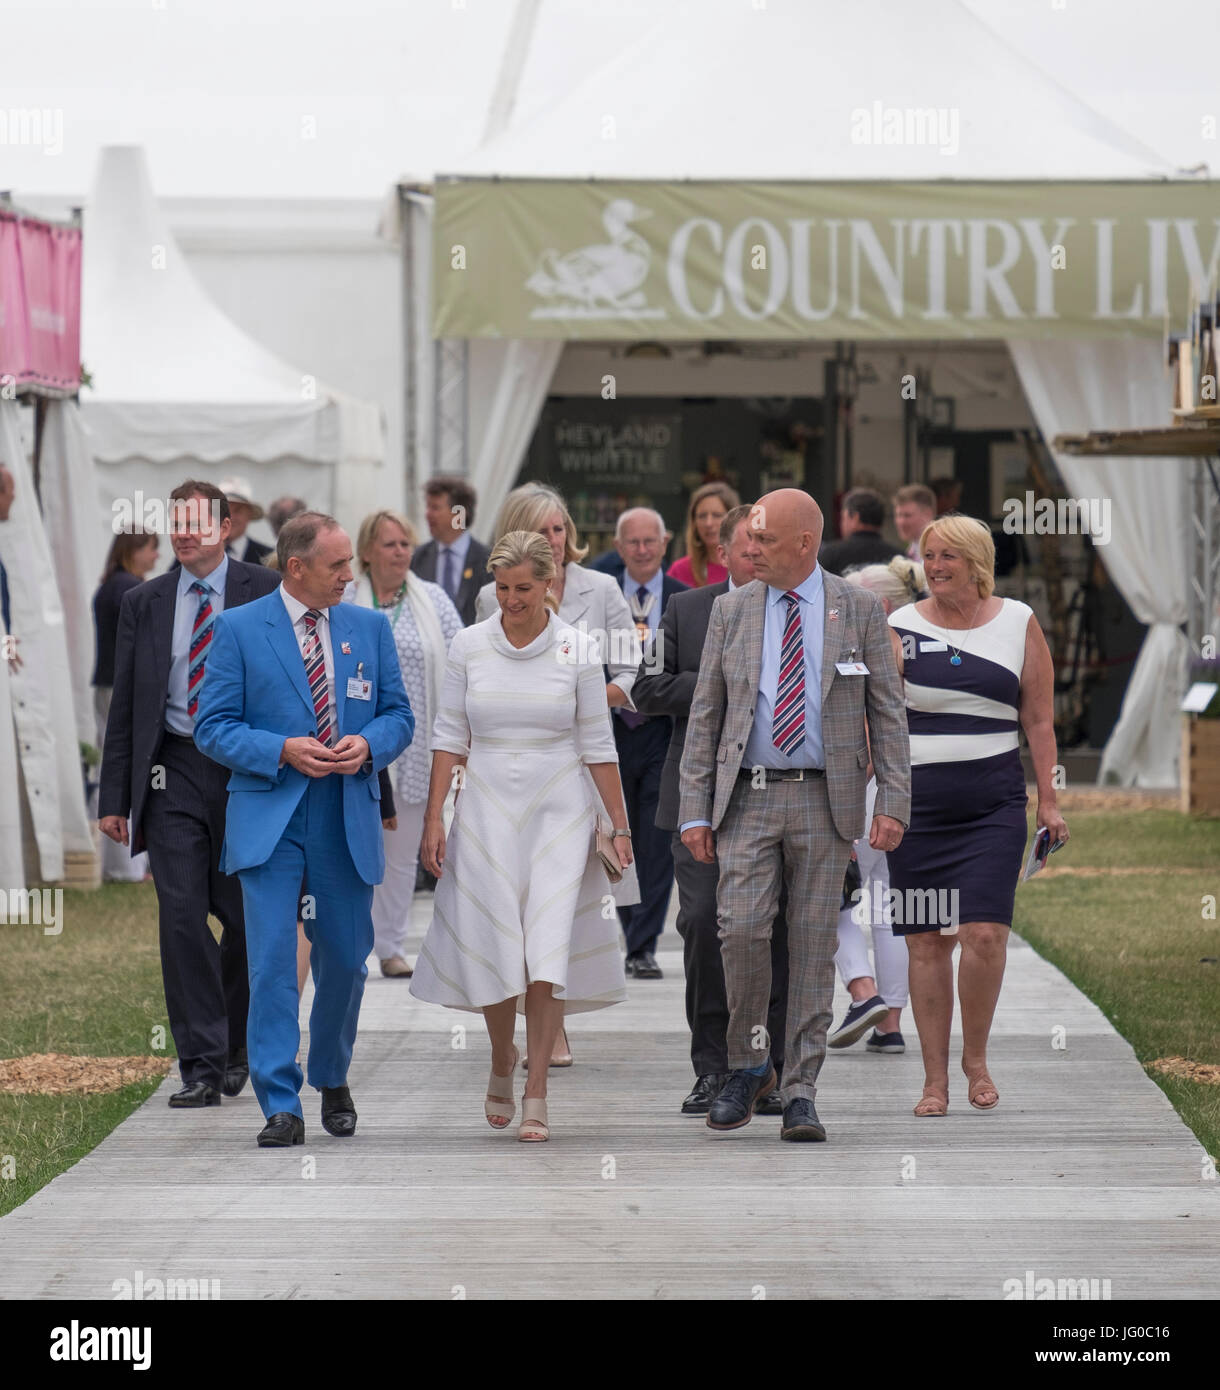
left=885, top=515, right=1069, bottom=1118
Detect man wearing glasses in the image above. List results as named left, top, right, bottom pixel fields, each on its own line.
left=610, top=508, right=688, bottom=978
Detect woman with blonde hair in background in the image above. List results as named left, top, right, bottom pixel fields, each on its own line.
left=668, top=481, right=740, bottom=589
left=886, top=515, right=1068, bottom=1116
left=475, top=483, right=643, bottom=1067
left=826, top=555, right=926, bottom=1056
left=413, top=531, right=633, bottom=1142
left=353, top=508, right=462, bottom=978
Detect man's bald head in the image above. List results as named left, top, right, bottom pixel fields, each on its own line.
left=745, top=489, right=823, bottom=590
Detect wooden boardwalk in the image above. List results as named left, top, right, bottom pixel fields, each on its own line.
left=2, top=895, right=1217, bottom=1300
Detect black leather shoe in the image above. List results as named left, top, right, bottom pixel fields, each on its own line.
left=168, top=1081, right=222, bottom=1108
left=320, top=1085, right=357, bottom=1137
left=257, top=1112, right=305, bottom=1147
left=680, top=1073, right=729, bottom=1116
left=222, top=1048, right=249, bottom=1098
left=630, top=950, right=663, bottom=980
left=706, top=1066, right=776, bottom=1131
left=780, top=1097, right=827, bottom=1142
left=754, top=1087, right=785, bottom=1116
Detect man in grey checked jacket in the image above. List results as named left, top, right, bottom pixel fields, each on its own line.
left=678, top=489, right=911, bottom=1142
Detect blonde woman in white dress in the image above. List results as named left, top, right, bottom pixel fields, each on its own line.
left=473, top=483, right=642, bottom=1067
left=412, top=531, right=633, bottom=1142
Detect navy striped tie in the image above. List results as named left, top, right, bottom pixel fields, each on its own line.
left=772, top=591, right=806, bottom=755
left=302, top=609, right=334, bottom=746
left=186, top=580, right=213, bottom=719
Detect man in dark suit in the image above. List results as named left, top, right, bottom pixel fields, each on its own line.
left=411, top=475, right=491, bottom=627
left=601, top=508, right=687, bottom=978
left=818, top=487, right=901, bottom=576
left=99, top=480, right=282, bottom=1109
left=633, top=505, right=787, bottom=1114
left=221, top=479, right=273, bottom=566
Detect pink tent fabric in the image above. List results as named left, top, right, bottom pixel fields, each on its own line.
left=0, top=211, right=81, bottom=395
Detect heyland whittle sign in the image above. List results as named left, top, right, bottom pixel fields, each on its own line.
left=432, top=179, right=1220, bottom=341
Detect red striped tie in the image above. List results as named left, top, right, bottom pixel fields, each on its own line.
left=772, top=591, right=806, bottom=755
left=186, top=580, right=213, bottom=719
left=302, top=609, right=334, bottom=747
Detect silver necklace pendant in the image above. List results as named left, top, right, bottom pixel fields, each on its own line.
left=950, top=652, right=962, bottom=666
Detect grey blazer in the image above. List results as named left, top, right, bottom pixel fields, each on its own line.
left=474, top=561, right=642, bottom=704
left=631, top=581, right=727, bottom=831
left=677, top=570, right=911, bottom=840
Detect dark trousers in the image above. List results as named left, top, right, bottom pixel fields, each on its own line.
left=671, top=833, right=789, bottom=1079
left=614, top=717, right=675, bottom=956
left=141, top=734, right=249, bottom=1090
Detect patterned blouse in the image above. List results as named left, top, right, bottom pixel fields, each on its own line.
left=379, top=578, right=463, bottom=803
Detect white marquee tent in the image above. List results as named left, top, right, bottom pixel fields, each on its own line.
left=81, top=146, right=387, bottom=543
left=388, top=0, right=1214, bottom=788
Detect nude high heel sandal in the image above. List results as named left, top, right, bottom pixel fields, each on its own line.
left=485, top=1046, right=519, bottom=1129
left=518, top=1098, right=549, bottom=1142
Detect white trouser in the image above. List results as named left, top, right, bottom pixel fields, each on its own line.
left=833, top=776, right=909, bottom=1009
left=372, top=799, right=427, bottom=962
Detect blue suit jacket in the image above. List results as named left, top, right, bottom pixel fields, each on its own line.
left=193, top=593, right=414, bottom=885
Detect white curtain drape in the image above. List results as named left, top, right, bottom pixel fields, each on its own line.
left=38, top=400, right=105, bottom=750
left=1007, top=339, right=1190, bottom=788
left=0, top=399, right=95, bottom=880
left=468, top=339, right=562, bottom=536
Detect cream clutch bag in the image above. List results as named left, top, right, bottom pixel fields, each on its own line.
left=594, top=816, right=623, bottom=884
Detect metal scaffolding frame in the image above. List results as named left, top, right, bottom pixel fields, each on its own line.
left=1188, top=456, right=1220, bottom=656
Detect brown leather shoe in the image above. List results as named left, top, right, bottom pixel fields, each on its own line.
left=380, top=955, right=413, bottom=978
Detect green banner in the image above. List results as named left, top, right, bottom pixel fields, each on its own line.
left=433, top=179, right=1220, bottom=341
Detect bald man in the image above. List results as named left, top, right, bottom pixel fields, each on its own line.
left=678, top=489, right=910, bottom=1141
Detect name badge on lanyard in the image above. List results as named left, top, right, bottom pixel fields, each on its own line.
left=347, top=660, right=372, bottom=701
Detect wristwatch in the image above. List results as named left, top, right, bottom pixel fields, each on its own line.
left=611, top=828, right=632, bottom=839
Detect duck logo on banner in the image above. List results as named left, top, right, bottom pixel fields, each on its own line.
left=526, top=199, right=666, bottom=320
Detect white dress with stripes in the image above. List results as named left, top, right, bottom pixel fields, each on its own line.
left=409, top=609, right=629, bottom=1014
left=884, top=597, right=1032, bottom=931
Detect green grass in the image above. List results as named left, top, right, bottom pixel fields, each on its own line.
left=1014, top=809, right=1220, bottom=1161
left=0, top=882, right=174, bottom=1218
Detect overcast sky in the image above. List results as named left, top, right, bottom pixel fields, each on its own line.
left=2, top=0, right=1215, bottom=202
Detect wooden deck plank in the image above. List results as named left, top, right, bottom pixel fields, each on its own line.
left=1, top=905, right=1216, bottom=1300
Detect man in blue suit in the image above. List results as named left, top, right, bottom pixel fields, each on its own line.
left=194, top=512, right=414, bottom=1148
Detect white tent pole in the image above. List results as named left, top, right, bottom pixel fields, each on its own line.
left=481, top=0, right=543, bottom=147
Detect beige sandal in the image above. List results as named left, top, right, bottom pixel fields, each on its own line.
left=524, top=1026, right=573, bottom=1070
left=485, top=1046, right=519, bottom=1129
left=518, top=1098, right=549, bottom=1142
left=914, top=1086, right=949, bottom=1117
left=967, top=1071, right=999, bottom=1110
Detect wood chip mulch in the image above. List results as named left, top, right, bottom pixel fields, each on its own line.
left=0, top=1053, right=172, bottom=1095
left=1147, top=1057, right=1220, bottom=1086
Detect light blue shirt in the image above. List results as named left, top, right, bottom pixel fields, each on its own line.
left=166, top=555, right=228, bottom=735
left=619, top=565, right=664, bottom=636
left=744, top=566, right=826, bottom=772
left=437, top=531, right=472, bottom=596
left=680, top=566, right=825, bottom=834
